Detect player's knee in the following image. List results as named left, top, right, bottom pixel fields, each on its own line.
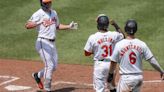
left=45, top=66, right=56, bottom=73
left=49, top=66, right=56, bottom=71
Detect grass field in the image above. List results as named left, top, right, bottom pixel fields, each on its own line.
left=0, top=0, right=164, bottom=69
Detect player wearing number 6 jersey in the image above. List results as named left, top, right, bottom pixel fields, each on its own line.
left=84, top=14, right=124, bottom=92
left=109, top=19, right=164, bottom=92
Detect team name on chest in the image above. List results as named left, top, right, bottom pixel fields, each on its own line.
left=51, top=17, right=57, bottom=22
left=97, top=37, right=113, bottom=44
left=120, top=45, right=143, bottom=56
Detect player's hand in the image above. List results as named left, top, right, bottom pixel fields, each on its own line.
left=109, top=19, right=116, bottom=25
left=42, top=18, right=55, bottom=27
left=69, top=21, right=78, bottom=30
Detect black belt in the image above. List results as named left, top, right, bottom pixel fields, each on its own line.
left=39, top=37, right=55, bottom=42
left=121, top=73, right=142, bottom=75
left=94, top=59, right=109, bottom=62
left=94, top=59, right=104, bottom=61
left=99, top=59, right=104, bottom=61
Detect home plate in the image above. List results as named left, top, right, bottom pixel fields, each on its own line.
left=5, top=85, right=31, bottom=91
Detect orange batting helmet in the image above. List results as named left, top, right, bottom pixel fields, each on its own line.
left=42, top=0, right=52, bottom=3
left=40, top=0, right=52, bottom=10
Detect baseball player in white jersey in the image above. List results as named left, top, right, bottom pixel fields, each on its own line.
left=109, top=19, right=164, bottom=92
left=84, top=14, right=125, bottom=92
left=25, top=0, right=78, bottom=91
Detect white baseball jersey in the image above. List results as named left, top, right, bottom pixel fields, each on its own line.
left=28, top=8, right=60, bottom=91
left=84, top=31, right=124, bottom=61
left=110, top=38, right=153, bottom=74
left=29, top=8, right=60, bottom=39
left=84, top=31, right=123, bottom=92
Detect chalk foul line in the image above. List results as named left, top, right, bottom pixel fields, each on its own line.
left=143, top=80, right=164, bottom=83
left=0, top=75, right=20, bottom=86
left=5, top=85, right=31, bottom=91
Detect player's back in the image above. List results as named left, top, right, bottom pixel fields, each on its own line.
left=115, top=38, right=151, bottom=75
left=90, top=31, right=123, bottom=61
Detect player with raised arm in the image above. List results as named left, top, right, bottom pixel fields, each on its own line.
left=25, top=0, right=78, bottom=91
left=109, top=19, right=164, bottom=92
left=84, top=14, right=124, bottom=92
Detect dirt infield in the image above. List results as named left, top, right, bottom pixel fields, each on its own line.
left=0, top=59, right=163, bottom=92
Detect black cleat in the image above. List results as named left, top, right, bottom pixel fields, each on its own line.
left=32, top=73, right=44, bottom=89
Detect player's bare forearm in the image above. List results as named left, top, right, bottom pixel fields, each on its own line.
left=59, top=21, right=78, bottom=30
left=25, top=21, right=38, bottom=29
left=113, top=24, right=125, bottom=38
left=107, top=61, right=117, bottom=84
left=109, top=61, right=117, bottom=73
left=112, top=64, right=118, bottom=86
left=58, top=24, right=71, bottom=30
left=110, top=20, right=125, bottom=38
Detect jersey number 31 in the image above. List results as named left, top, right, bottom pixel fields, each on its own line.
left=101, top=45, right=112, bottom=57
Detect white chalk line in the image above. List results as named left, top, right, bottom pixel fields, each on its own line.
left=5, top=85, right=31, bottom=91
left=52, top=80, right=164, bottom=86
left=0, top=74, right=163, bottom=92
left=29, top=80, right=163, bottom=92
left=0, top=75, right=32, bottom=91
left=52, top=81, right=93, bottom=87
left=143, top=80, right=164, bottom=83
left=0, top=75, right=20, bottom=86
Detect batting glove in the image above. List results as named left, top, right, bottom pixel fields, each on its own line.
left=69, top=21, right=78, bottom=30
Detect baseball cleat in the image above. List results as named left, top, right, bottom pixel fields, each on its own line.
left=32, top=73, right=44, bottom=89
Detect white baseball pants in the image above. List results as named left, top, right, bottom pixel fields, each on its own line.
left=93, top=61, right=111, bottom=92
left=35, top=38, right=58, bottom=91
left=117, top=74, right=143, bottom=92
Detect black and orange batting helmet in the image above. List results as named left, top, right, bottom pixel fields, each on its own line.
left=40, top=0, right=52, bottom=10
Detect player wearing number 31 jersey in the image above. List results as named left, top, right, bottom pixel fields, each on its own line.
left=84, top=14, right=124, bottom=92
left=109, top=19, right=164, bottom=92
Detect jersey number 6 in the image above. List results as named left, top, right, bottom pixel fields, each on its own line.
left=129, top=51, right=136, bottom=64
left=101, top=45, right=112, bottom=57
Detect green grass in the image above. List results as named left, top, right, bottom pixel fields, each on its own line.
left=0, top=0, right=164, bottom=69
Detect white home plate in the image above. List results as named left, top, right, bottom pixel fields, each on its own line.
left=5, top=85, right=31, bottom=91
